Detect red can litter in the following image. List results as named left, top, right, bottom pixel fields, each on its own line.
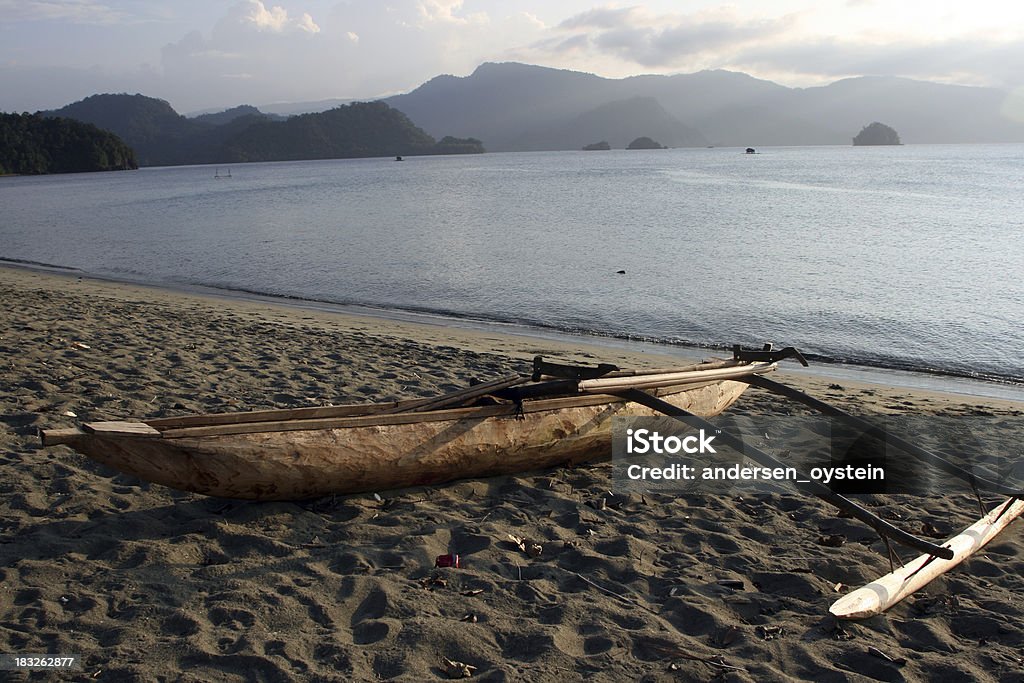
left=435, top=553, right=460, bottom=568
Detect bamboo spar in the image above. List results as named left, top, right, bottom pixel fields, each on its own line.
left=577, top=362, right=777, bottom=393
left=830, top=497, right=1024, bottom=619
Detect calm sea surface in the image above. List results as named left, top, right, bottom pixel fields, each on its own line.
left=2, top=145, right=1022, bottom=383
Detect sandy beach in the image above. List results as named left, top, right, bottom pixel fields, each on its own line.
left=2, top=264, right=1023, bottom=682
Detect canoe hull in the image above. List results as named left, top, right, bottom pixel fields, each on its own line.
left=52, top=379, right=749, bottom=500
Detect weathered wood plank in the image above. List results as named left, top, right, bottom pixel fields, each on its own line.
left=578, top=362, right=776, bottom=393
left=145, top=400, right=406, bottom=429
left=40, top=427, right=85, bottom=447
left=83, top=421, right=161, bottom=438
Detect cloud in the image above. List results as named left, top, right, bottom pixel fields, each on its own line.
left=151, top=2, right=334, bottom=110
left=162, top=1, right=324, bottom=66
left=224, top=0, right=320, bottom=35
left=557, top=6, right=640, bottom=31
left=415, top=0, right=486, bottom=26
left=509, top=4, right=1024, bottom=89
left=246, top=2, right=290, bottom=31
left=0, top=0, right=124, bottom=24
left=733, top=36, right=1024, bottom=87
left=537, top=5, right=798, bottom=70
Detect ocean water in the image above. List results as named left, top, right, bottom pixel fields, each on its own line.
left=2, top=145, right=1022, bottom=384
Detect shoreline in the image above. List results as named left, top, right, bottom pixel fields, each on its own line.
left=3, top=261, right=1023, bottom=680
left=3, top=261, right=1022, bottom=405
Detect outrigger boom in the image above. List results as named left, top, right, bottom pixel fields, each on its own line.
left=830, top=496, right=1024, bottom=619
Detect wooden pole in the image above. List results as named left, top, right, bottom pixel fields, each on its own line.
left=830, top=497, right=1024, bottom=619
left=578, top=362, right=776, bottom=393
left=380, top=373, right=528, bottom=414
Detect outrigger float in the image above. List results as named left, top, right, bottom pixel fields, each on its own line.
left=41, top=345, right=1022, bottom=618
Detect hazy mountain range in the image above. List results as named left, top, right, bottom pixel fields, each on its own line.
left=385, top=62, right=1024, bottom=150
left=23, top=60, right=1024, bottom=170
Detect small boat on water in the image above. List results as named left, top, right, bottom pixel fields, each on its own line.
left=41, top=357, right=775, bottom=501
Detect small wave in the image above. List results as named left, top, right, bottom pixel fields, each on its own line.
left=0, top=257, right=80, bottom=272
left=172, top=280, right=1024, bottom=387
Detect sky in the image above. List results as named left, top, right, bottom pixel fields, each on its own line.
left=2, top=0, right=1024, bottom=114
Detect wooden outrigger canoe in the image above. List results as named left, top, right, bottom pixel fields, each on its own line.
left=40, top=358, right=776, bottom=501
left=39, top=342, right=1023, bottom=614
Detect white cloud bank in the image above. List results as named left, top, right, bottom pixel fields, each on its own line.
left=235, top=0, right=319, bottom=34
left=517, top=3, right=1024, bottom=88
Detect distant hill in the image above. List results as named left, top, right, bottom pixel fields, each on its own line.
left=521, top=97, right=707, bottom=150
left=853, top=122, right=901, bottom=146
left=386, top=62, right=1024, bottom=149
left=191, top=105, right=284, bottom=127
left=627, top=136, right=666, bottom=150
left=221, top=101, right=481, bottom=162
left=48, top=94, right=214, bottom=165
left=0, top=112, right=137, bottom=174
left=255, top=98, right=382, bottom=117
left=47, top=95, right=483, bottom=166
left=387, top=63, right=633, bottom=152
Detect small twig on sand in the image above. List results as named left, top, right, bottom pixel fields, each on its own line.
left=571, top=571, right=658, bottom=615
left=644, top=640, right=746, bottom=673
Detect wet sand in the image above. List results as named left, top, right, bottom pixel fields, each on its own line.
left=2, top=265, right=1023, bottom=681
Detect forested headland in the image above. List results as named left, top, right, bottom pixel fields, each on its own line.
left=0, top=113, right=137, bottom=175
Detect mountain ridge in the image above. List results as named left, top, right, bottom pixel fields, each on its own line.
left=385, top=61, right=1024, bottom=149
left=19, top=61, right=1024, bottom=168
